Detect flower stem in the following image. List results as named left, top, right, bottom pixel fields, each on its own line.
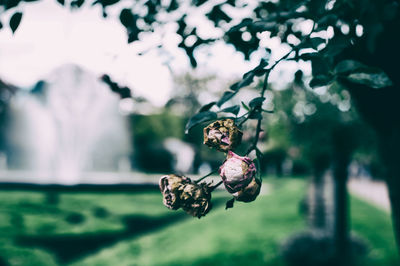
left=210, top=180, right=223, bottom=191
left=195, top=170, right=217, bottom=183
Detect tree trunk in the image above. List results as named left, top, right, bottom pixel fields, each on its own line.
left=333, top=155, right=350, bottom=264
left=379, top=126, right=400, bottom=248
left=308, top=169, right=327, bottom=230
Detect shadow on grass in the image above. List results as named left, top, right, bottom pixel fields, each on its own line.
left=16, top=213, right=185, bottom=264
left=16, top=198, right=227, bottom=264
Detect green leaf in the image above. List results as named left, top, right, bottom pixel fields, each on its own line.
left=310, top=37, right=325, bottom=50
left=262, top=109, right=274, bottom=113
left=249, top=97, right=265, bottom=109
left=297, top=52, right=319, bottom=61
left=230, top=72, right=255, bottom=91
left=250, top=21, right=276, bottom=32
left=346, top=72, right=393, bottom=89
left=199, top=101, right=216, bottom=112
left=185, top=111, right=217, bottom=133
left=119, top=8, right=134, bottom=28
left=230, top=59, right=268, bottom=91
left=248, top=110, right=262, bottom=119
left=235, top=116, right=247, bottom=125
left=309, top=75, right=333, bottom=88
left=9, top=12, right=23, bottom=34
left=220, top=105, right=240, bottom=116
left=241, top=101, right=250, bottom=111
left=334, top=60, right=365, bottom=75
left=225, top=198, right=235, bottom=210
left=335, top=60, right=393, bottom=89
left=253, top=157, right=261, bottom=180
left=56, top=0, right=65, bottom=5
left=217, top=91, right=236, bottom=107
left=255, top=148, right=263, bottom=160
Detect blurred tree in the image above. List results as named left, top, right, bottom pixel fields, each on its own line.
left=0, top=79, right=18, bottom=155
left=272, top=73, right=373, bottom=262
left=129, top=112, right=183, bottom=173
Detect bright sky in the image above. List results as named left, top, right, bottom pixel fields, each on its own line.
left=0, top=0, right=310, bottom=106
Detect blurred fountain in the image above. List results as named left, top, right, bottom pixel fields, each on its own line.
left=6, top=64, right=131, bottom=184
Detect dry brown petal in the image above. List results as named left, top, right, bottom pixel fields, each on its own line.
left=203, top=119, right=242, bottom=152
left=233, top=177, right=261, bottom=203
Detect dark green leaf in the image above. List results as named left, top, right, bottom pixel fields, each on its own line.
left=309, top=75, right=334, bottom=88
left=220, top=105, right=240, bottom=116
left=249, top=97, right=265, bottom=109
left=9, top=12, right=22, bottom=34
left=70, top=0, right=84, bottom=8
left=316, top=14, right=337, bottom=30
left=334, top=60, right=365, bottom=75
left=0, top=20, right=3, bottom=30
left=199, top=101, right=216, bottom=112
left=5, top=0, right=20, bottom=10
left=185, top=111, right=217, bottom=133
left=225, top=198, right=235, bottom=210
left=250, top=21, right=276, bottom=32
left=230, top=71, right=255, bottom=91
left=335, top=60, right=393, bottom=89
left=262, top=109, right=274, bottom=113
left=241, top=101, right=250, bottom=111
left=217, top=91, right=236, bottom=107
left=255, top=148, right=263, bottom=160
left=310, top=37, right=325, bottom=50
left=252, top=58, right=269, bottom=76
left=253, top=157, right=261, bottom=179
left=235, top=116, right=247, bottom=125
left=311, top=56, right=330, bottom=76
left=297, top=52, right=319, bottom=61
left=119, top=8, right=134, bottom=28
left=56, top=0, right=65, bottom=5
left=346, top=72, right=392, bottom=89
left=248, top=110, right=262, bottom=119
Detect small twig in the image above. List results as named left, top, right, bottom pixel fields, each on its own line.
left=210, top=180, right=223, bottom=191
left=195, top=170, right=217, bottom=183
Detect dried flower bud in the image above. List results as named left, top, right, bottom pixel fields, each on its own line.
left=219, top=151, right=257, bottom=193
left=180, top=182, right=212, bottom=218
left=203, top=119, right=242, bottom=152
left=159, top=174, right=212, bottom=218
left=233, top=177, right=261, bottom=202
left=159, top=174, right=188, bottom=210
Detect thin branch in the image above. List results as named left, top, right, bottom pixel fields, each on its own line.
left=210, top=180, right=223, bottom=191
left=245, top=22, right=317, bottom=155
left=195, top=170, right=217, bottom=183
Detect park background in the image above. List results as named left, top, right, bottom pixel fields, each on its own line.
left=0, top=0, right=399, bottom=265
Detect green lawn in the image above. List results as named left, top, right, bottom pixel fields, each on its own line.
left=0, top=178, right=398, bottom=266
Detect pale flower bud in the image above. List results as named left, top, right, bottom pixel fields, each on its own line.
left=219, top=151, right=257, bottom=193
left=203, top=119, right=242, bottom=152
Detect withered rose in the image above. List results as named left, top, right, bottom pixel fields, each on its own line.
left=159, top=174, right=212, bottom=218
left=203, top=119, right=242, bottom=152
left=180, top=182, right=212, bottom=218
left=233, top=177, right=261, bottom=202
left=219, top=151, right=257, bottom=193
left=159, top=174, right=188, bottom=210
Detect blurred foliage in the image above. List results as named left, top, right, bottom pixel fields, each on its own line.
left=129, top=112, right=184, bottom=173
left=259, top=71, right=382, bottom=178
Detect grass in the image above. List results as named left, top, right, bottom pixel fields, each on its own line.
left=0, top=178, right=398, bottom=266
